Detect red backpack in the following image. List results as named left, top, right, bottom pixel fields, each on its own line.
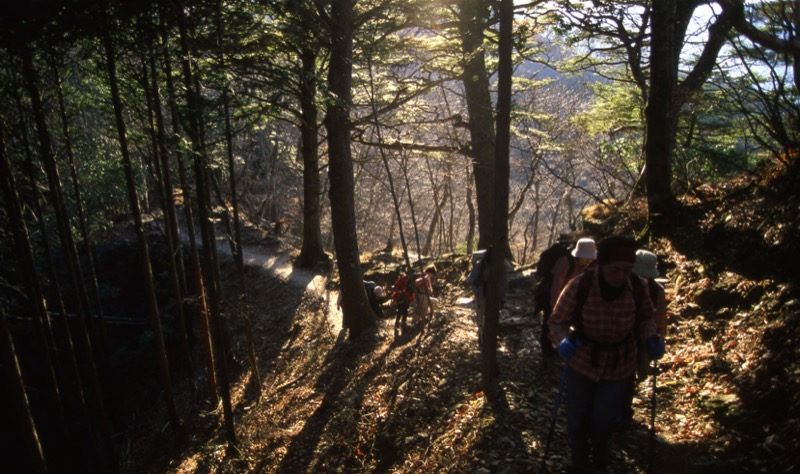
left=391, top=273, right=416, bottom=301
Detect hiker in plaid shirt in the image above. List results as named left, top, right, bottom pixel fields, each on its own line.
left=548, top=236, right=665, bottom=473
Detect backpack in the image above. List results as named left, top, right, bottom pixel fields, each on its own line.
left=535, top=241, right=575, bottom=280
left=533, top=241, right=575, bottom=310
left=391, top=272, right=417, bottom=301
left=467, top=249, right=489, bottom=298
left=364, top=280, right=377, bottom=298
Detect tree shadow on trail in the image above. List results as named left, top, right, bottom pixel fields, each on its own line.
left=273, top=327, right=379, bottom=474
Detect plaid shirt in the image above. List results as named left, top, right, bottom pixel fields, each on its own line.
left=548, top=270, right=657, bottom=382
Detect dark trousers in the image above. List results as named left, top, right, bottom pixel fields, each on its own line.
left=394, top=300, right=409, bottom=326
left=566, top=370, right=627, bottom=469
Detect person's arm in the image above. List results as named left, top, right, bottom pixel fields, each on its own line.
left=548, top=277, right=579, bottom=347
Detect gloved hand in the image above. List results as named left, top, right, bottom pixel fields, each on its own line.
left=647, top=335, right=665, bottom=360
left=558, top=337, right=580, bottom=360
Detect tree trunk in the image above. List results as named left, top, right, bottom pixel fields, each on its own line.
left=422, top=155, right=445, bottom=256
left=326, top=0, right=375, bottom=337
left=13, top=94, right=90, bottom=434
left=102, top=21, right=180, bottom=432
left=645, top=0, right=734, bottom=232
left=19, top=42, right=113, bottom=448
left=481, top=0, right=513, bottom=387
left=147, top=40, right=194, bottom=379
left=1, top=121, right=71, bottom=469
left=465, top=162, right=476, bottom=255
left=458, top=0, right=495, bottom=250
left=0, top=304, right=49, bottom=474
left=216, top=1, right=261, bottom=388
left=160, top=16, right=219, bottom=402
left=367, top=58, right=413, bottom=270
left=644, top=0, right=679, bottom=229
left=176, top=0, right=237, bottom=446
left=52, top=62, right=109, bottom=342
left=297, top=44, right=326, bottom=268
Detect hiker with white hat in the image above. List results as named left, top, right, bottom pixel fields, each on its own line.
left=338, top=280, right=388, bottom=318
left=535, top=237, right=597, bottom=357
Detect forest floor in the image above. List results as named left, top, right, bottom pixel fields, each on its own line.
left=118, top=158, right=799, bottom=474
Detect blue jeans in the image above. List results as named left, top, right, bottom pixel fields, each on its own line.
left=566, top=370, right=627, bottom=469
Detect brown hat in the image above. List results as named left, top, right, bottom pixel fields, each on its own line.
left=597, top=236, right=638, bottom=264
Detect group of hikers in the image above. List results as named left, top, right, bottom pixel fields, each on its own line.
left=339, top=234, right=668, bottom=473
left=339, top=264, right=439, bottom=329
left=538, top=236, right=667, bottom=473
left=465, top=235, right=668, bottom=472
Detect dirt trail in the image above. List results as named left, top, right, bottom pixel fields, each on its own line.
left=234, top=242, right=344, bottom=334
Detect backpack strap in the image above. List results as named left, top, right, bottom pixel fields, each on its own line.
left=571, top=269, right=594, bottom=338
left=572, top=269, right=647, bottom=368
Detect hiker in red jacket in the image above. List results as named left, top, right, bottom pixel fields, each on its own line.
left=548, top=236, right=664, bottom=473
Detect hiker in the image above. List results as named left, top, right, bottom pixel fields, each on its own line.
left=621, top=249, right=669, bottom=424
left=414, top=264, right=438, bottom=321
left=548, top=236, right=665, bottom=473
left=467, top=246, right=510, bottom=343
left=337, top=280, right=388, bottom=318
left=536, top=237, right=597, bottom=357
left=391, top=269, right=415, bottom=327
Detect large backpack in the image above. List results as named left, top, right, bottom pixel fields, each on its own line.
left=533, top=241, right=575, bottom=310
left=391, top=272, right=417, bottom=301
left=467, top=249, right=489, bottom=298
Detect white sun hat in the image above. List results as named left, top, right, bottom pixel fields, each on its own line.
left=571, top=238, right=597, bottom=259
left=632, top=250, right=660, bottom=279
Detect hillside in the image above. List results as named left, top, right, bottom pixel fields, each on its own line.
left=117, top=157, right=799, bottom=474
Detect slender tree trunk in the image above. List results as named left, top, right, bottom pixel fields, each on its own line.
left=465, top=162, right=476, bottom=255
left=401, top=152, right=424, bottom=265
left=13, top=95, right=89, bottom=433
left=146, top=40, right=194, bottom=380
left=422, top=155, right=445, bottom=257
left=458, top=0, right=495, bottom=250
left=52, top=62, right=109, bottom=342
left=160, top=18, right=218, bottom=402
left=326, top=0, right=375, bottom=337
left=101, top=20, right=180, bottom=432
left=366, top=58, right=413, bottom=270
left=481, top=0, right=513, bottom=387
left=296, top=44, right=325, bottom=268
left=176, top=0, right=236, bottom=446
left=0, top=304, right=48, bottom=474
left=216, top=1, right=261, bottom=388
left=19, top=42, right=113, bottom=448
left=1, top=121, right=70, bottom=469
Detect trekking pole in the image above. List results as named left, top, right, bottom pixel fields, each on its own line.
left=540, top=363, right=569, bottom=473
left=649, top=359, right=658, bottom=473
